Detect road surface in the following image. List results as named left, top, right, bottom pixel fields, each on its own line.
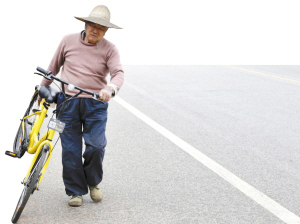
left=7, top=65, right=300, bottom=224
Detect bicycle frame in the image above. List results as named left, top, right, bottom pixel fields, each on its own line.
left=22, top=99, right=56, bottom=189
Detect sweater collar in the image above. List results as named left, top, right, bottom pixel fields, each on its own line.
left=79, top=30, right=104, bottom=46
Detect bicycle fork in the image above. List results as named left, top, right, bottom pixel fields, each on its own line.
left=23, top=138, right=54, bottom=190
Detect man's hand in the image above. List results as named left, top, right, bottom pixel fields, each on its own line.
left=38, top=95, right=42, bottom=106
left=99, top=86, right=113, bottom=102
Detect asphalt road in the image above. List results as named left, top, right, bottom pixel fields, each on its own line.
left=8, top=65, right=300, bottom=223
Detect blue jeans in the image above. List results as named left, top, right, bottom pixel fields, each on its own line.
left=56, top=93, right=108, bottom=196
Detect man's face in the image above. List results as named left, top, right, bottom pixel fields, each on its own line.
left=85, top=22, right=108, bottom=44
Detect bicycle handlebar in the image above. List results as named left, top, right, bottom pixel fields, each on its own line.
left=37, top=67, right=52, bottom=76
left=35, top=67, right=102, bottom=103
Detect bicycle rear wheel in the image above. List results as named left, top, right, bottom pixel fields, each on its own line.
left=11, top=145, right=48, bottom=223
left=13, top=88, right=39, bottom=157
left=13, top=124, right=23, bottom=156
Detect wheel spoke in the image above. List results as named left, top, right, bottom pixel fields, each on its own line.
left=11, top=148, right=47, bottom=223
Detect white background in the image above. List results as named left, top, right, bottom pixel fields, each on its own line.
left=0, top=0, right=299, bottom=223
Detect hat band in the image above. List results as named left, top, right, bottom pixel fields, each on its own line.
left=89, top=13, right=109, bottom=21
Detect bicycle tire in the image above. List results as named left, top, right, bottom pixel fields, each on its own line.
left=13, top=123, right=23, bottom=156
left=11, top=146, right=48, bottom=223
left=13, top=89, right=39, bottom=156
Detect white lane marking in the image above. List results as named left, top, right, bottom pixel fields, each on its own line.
left=114, top=96, right=300, bottom=224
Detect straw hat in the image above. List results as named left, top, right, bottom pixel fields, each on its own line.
left=75, top=5, right=122, bottom=29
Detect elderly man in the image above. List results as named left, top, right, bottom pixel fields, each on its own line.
left=39, top=5, right=124, bottom=207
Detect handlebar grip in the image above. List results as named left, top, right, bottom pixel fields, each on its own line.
left=36, top=67, right=52, bottom=76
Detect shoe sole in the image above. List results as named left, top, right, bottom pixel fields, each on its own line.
left=69, top=202, right=82, bottom=207
left=91, top=197, right=103, bottom=202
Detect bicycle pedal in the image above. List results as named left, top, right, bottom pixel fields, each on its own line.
left=5, top=151, right=18, bottom=158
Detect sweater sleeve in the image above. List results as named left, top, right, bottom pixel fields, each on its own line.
left=106, top=45, right=124, bottom=91
left=40, top=37, right=65, bottom=87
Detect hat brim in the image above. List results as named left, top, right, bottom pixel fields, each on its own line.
left=75, top=16, right=122, bottom=29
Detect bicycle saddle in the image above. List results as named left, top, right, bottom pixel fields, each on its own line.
left=39, top=86, right=60, bottom=103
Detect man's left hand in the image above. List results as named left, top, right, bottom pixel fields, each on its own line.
left=99, top=86, right=113, bottom=102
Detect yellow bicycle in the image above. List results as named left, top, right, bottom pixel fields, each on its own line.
left=6, top=67, right=103, bottom=223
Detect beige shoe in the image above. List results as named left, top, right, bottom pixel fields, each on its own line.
left=69, top=195, right=83, bottom=207
left=89, top=185, right=103, bottom=202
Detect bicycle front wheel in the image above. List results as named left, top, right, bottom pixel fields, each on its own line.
left=11, top=145, right=48, bottom=223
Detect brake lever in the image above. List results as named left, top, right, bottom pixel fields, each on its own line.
left=34, top=72, right=52, bottom=80
left=92, top=93, right=105, bottom=104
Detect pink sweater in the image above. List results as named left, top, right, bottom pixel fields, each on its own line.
left=40, top=31, right=124, bottom=97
